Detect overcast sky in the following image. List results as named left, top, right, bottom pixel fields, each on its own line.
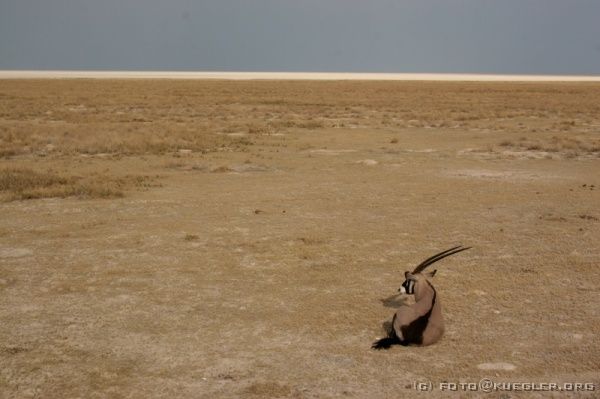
left=1, top=0, right=599, bottom=74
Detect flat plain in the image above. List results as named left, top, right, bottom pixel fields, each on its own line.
left=1, top=79, right=599, bottom=398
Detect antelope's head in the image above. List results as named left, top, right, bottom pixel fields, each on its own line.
left=399, top=246, right=471, bottom=296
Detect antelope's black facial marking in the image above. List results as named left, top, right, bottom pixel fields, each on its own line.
left=400, top=278, right=415, bottom=295
left=399, top=271, right=415, bottom=295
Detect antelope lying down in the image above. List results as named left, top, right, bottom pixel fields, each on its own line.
left=372, top=246, right=470, bottom=349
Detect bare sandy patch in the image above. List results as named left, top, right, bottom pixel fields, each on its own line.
left=309, top=149, right=358, bottom=155
left=445, top=168, right=560, bottom=181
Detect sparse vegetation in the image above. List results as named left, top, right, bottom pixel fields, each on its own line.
left=2, top=80, right=600, bottom=159
left=496, top=135, right=600, bottom=158
left=0, top=167, right=156, bottom=201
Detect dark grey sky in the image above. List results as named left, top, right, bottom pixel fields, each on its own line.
left=1, top=0, right=599, bottom=74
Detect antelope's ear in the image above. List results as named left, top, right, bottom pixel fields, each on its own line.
left=424, top=269, right=437, bottom=278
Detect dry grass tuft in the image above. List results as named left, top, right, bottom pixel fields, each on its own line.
left=0, top=167, right=69, bottom=192
left=244, top=382, right=292, bottom=397
left=497, top=135, right=600, bottom=158
left=298, top=236, right=327, bottom=245
left=246, top=122, right=273, bottom=135
left=0, top=167, right=154, bottom=201
left=211, top=166, right=234, bottom=173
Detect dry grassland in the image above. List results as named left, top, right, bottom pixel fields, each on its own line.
left=1, top=80, right=599, bottom=398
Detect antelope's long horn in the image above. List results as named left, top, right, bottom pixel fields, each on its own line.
left=413, top=246, right=461, bottom=273
left=413, top=246, right=471, bottom=274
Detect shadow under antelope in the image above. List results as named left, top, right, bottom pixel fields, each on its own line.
left=372, top=245, right=471, bottom=349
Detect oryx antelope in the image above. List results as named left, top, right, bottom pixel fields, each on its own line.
left=372, top=245, right=470, bottom=349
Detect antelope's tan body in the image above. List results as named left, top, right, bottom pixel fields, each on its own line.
left=392, top=275, right=444, bottom=346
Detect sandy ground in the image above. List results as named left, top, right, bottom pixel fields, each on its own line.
left=0, top=80, right=599, bottom=398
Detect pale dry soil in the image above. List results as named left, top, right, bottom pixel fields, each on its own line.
left=1, top=80, right=599, bottom=398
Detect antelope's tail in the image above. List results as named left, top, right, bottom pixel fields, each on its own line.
left=371, top=336, right=400, bottom=350
left=372, top=316, right=401, bottom=350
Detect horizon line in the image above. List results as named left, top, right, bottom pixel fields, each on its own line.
left=1, top=70, right=600, bottom=82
